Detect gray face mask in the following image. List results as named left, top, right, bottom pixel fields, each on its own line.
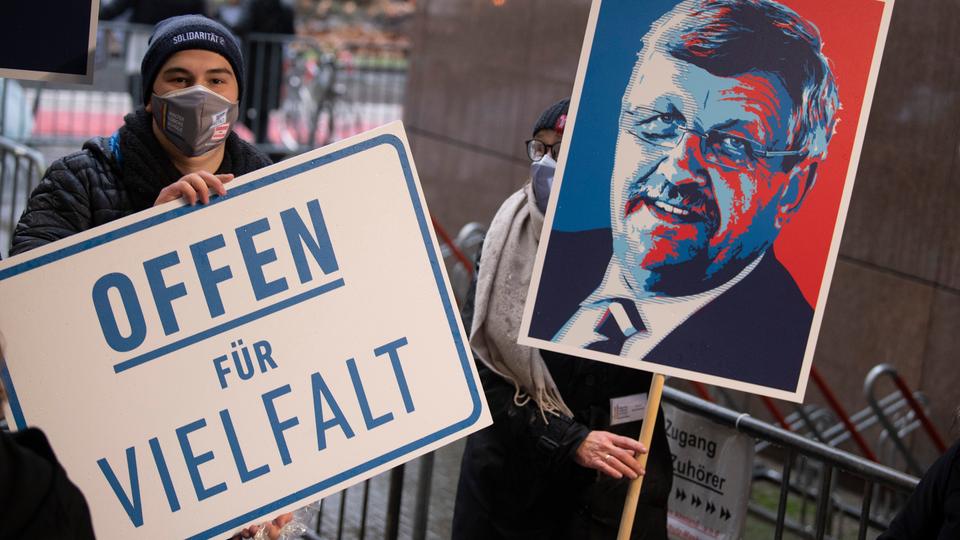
left=150, top=85, right=239, bottom=157
left=531, top=153, right=557, bottom=214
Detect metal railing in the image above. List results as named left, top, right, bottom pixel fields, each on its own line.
left=290, top=456, right=434, bottom=540
left=0, top=135, right=45, bottom=258
left=14, top=20, right=408, bottom=158
left=864, top=364, right=947, bottom=476
left=663, top=386, right=919, bottom=539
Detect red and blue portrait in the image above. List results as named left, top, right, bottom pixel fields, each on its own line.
left=521, top=0, right=893, bottom=400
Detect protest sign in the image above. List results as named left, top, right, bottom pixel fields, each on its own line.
left=0, top=0, right=99, bottom=83
left=0, top=122, right=490, bottom=538
left=663, top=404, right=753, bottom=540
left=520, top=0, right=894, bottom=402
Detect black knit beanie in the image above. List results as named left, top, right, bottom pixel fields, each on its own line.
left=532, top=97, right=570, bottom=137
left=140, top=15, right=245, bottom=107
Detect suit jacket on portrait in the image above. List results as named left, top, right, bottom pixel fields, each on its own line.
left=529, top=228, right=813, bottom=392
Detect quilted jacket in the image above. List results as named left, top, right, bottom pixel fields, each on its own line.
left=11, top=110, right=271, bottom=256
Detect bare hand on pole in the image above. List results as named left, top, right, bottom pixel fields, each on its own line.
left=574, top=430, right=647, bottom=480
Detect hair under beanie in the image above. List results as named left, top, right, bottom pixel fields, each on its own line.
left=139, top=15, right=245, bottom=107
left=532, top=97, right=570, bottom=137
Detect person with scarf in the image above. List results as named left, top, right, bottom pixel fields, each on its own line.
left=11, top=15, right=272, bottom=256
left=452, top=98, right=673, bottom=539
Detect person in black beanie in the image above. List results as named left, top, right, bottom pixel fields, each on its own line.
left=11, top=14, right=272, bottom=256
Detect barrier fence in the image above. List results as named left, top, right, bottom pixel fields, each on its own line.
left=7, top=21, right=408, bottom=157
left=664, top=386, right=919, bottom=540
left=0, top=135, right=44, bottom=259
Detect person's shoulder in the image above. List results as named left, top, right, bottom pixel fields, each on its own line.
left=488, top=188, right=528, bottom=224
left=717, top=251, right=811, bottom=324
left=944, top=439, right=960, bottom=472
left=43, top=137, right=117, bottom=182
left=529, top=228, right=612, bottom=340
left=542, top=228, right=612, bottom=274
left=226, top=133, right=273, bottom=174
left=754, top=252, right=813, bottom=320
left=547, top=228, right=610, bottom=249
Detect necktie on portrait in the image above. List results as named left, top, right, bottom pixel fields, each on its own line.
left=584, top=298, right=646, bottom=355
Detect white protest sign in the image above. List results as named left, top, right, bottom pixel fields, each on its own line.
left=664, top=404, right=753, bottom=540
left=0, top=122, right=490, bottom=539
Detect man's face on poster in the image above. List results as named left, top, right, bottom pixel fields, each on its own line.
left=610, top=51, right=814, bottom=297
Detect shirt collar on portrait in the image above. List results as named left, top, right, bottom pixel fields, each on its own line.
left=582, top=252, right=766, bottom=337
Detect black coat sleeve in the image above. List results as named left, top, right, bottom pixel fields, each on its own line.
left=879, top=440, right=960, bottom=539
left=0, top=428, right=95, bottom=539
left=10, top=156, right=93, bottom=256
left=475, top=359, right=589, bottom=470
left=462, top=239, right=590, bottom=471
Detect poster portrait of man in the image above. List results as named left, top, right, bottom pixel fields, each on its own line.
left=521, top=0, right=893, bottom=400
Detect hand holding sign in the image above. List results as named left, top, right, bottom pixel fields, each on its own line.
left=154, top=171, right=235, bottom=206
left=574, top=430, right=647, bottom=480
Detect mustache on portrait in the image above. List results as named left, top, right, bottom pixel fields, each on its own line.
left=624, top=176, right=717, bottom=227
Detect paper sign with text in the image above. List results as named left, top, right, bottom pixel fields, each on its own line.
left=0, top=122, right=490, bottom=539
left=664, top=404, right=752, bottom=540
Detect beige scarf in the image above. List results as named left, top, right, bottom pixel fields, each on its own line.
left=470, top=184, right=573, bottom=419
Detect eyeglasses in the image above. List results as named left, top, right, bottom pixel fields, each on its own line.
left=623, top=106, right=805, bottom=170
left=525, top=138, right=561, bottom=162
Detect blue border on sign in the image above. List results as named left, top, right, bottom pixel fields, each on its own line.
left=0, top=134, right=483, bottom=539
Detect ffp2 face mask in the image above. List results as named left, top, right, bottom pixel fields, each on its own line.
left=531, top=153, right=557, bottom=214
left=151, top=85, right=239, bottom=157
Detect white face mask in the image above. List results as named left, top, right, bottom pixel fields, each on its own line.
left=530, top=153, right=557, bottom=214
left=150, top=85, right=239, bottom=157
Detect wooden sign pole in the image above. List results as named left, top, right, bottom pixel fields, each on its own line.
left=616, top=373, right=666, bottom=540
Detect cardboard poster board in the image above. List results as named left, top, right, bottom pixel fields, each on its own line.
left=520, top=0, right=894, bottom=401
left=0, top=123, right=491, bottom=538
left=0, top=0, right=100, bottom=84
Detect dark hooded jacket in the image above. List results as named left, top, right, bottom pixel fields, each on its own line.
left=0, top=428, right=96, bottom=539
left=11, top=109, right=271, bottom=256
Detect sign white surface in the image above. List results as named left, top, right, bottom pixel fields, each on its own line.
left=664, top=404, right=753, bottom=540
left=0, top=123, right=490, bottom=538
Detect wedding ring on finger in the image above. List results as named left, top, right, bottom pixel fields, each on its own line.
left=604, top=453, right=612, bottom=462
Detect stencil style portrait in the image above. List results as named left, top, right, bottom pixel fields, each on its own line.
left=529, top=0, right=840, bottom=392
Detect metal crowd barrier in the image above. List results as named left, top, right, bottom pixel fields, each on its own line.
left=664, top=386, right=919, bottom=539
left=865, top=364, right=947, bottom=476
left=0, top=135, right=45, bottom=258
left=19, top=21, right=408, bottom=158
left=246, top=33, right=408, bottom=157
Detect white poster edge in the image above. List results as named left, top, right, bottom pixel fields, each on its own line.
left=518, top=0, right=897, bottom=403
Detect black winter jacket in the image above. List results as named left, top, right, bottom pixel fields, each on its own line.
left=879, top=439, right=960, bottom=539
left=11, top=110, right=271, bottom=256
left=0, top=428, right=95, bottom=539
